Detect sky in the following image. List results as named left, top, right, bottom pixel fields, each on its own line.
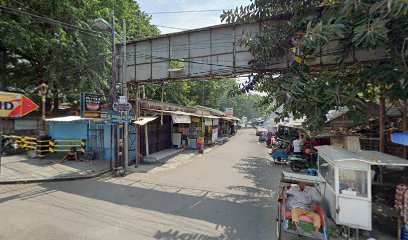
left=138, top=0, right=251, bottom=34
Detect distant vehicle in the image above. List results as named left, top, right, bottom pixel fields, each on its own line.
left=256, top=127, right=267, bottom=136
left=259, top=131, right=268, bottom=142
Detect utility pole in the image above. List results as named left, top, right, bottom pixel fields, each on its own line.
left=110, top=11, right=119, bottom=168
left=143, top=85, right=149, bottom=156
left=38, top=83, right=48, bottom=134
left=122, top=19, right=129, bottom=170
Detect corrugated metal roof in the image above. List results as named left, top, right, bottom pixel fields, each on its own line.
left=316, top=145, right=408, bottom=166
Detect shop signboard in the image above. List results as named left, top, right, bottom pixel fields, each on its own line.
left=225, top=108, right=233, bottom=117
left=0, top=91, right=39, bottom=118
left=104, top=110, right=136, bottom=124
left=191, top=117, right=200, bottom=123
left=172, top=114, right=191, bottom=124
left=205, top=118, right=212, bottom=126
left=112, top=102, right=132, bottom=112
left=113, top=96, right=132, bottom=113
left=212, top=128, right=218, bottom=143
left=80, top=93, right=102, bottom=118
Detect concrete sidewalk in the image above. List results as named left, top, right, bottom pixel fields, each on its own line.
left=130, top=145, right=219, bottom=174
left=0, top=154, right=109, bottom=184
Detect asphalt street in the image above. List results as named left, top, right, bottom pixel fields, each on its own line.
left=0, top=128, right=287, bottom=240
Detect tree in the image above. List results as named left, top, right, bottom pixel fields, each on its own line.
left=221, top=0, right=408, bottom=143
left=0, top=0, right=159, bottom=111
left=144, top=79, right=263, bottom=119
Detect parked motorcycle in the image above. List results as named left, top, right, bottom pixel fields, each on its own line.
left=288, top=149, right=317, bottom=172
left=271, top=140, right=292, bottom=164
left=1, top=135, right=20, bottom=155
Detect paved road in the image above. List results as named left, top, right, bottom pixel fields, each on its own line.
left=0, top=129, right=287, bottom=240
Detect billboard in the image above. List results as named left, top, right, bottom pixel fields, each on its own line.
left=0, top=91, right=39, bottom=118
left=225, top=108, right=233, bottom=117
left=80, top=93, right=102, bottom=118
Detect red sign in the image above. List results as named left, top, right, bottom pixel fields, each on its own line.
left=0, top=91, right=39, bottom=118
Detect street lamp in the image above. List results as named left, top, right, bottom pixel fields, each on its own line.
left=93, top=18, right=111, bottom=31
left=93, top=12, right=129, bottom=170
left=93, top=12, right=118, bottom=103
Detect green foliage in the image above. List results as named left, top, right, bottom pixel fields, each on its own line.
left=0, top=0, right=159, bottom=110
left=222, top=0, right=408, bottom=132
left=169, top=60, right=184, bottom=69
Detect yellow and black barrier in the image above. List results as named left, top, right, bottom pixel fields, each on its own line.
left=48, top=139, right=86, bottom=154
left=36, top=139, right=50, bottom=158
left=6, top=136, right=86, bottom=158
left=9, top=135, right=37, bottom=149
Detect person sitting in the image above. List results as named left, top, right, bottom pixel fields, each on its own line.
left=62, top=147, right=78, bottom=163
left=285, top=181, right=323, bottom=238
left=81, top=147, right=95, bottom=161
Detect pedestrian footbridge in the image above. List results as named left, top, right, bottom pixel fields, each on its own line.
left=118, top=21, right=386, bottom=84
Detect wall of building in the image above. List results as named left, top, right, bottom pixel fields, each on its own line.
left=48, top=121, right=88, bottom=140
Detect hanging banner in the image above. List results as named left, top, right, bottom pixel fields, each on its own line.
left=213, top=119, right=219, bottom=126
left=205, top=118, right=212, bottom=126
left=0, top=91, right=39, bottom=118
left=81, top=93, right=102, bottom=118
left=212, top=128, right=218, bottom=143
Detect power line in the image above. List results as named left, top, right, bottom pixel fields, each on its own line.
left=147, top=9, right=231, bottom=15
left=154, top=25, right=190, bottom=31
left=0, top=6, right=107, bottom=38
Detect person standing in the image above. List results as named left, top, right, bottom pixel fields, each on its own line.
left=292, top=136, right=302, bottom=155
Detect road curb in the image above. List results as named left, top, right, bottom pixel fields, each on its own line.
left=0, top=169, right=110, bottom=185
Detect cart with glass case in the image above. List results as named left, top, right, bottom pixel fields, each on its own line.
left=315, top=145, right=408, bottom=232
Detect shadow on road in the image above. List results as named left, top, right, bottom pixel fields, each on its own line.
left=0, top=176, right=273, bottom=239
left=154, top=229, right=227, bottom=240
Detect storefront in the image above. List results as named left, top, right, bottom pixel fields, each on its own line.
left=187, top=117, right=201, bottom=149
left=139, top=115, right=172, bottom=156
left=171, top=114, right=191, bottom=148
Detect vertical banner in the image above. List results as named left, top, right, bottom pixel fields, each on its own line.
left=212, top=128, right=218, bottom=143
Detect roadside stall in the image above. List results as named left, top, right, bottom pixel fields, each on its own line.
left=187, top=117, right=201, bottom=149
left=171, top=114, right=191, bottom=149
left=315, top=145, right=408, bottom=233
left=204, top=117, right=213, bottom=145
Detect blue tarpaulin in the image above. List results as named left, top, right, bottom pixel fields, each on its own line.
left=391, top=132, right=408, bottom=146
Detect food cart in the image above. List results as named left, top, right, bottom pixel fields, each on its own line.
left=315, top=145, right=408, bottom=232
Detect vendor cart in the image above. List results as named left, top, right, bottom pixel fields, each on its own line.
left=315, top=145, right=408, bottom=232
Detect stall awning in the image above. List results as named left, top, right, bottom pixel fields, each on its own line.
left=45, top=116, right=93, bottom=122
left=172, top=114, right=191, bottom=124
left=133, top=116, right=158, bottom=126
left=391, top=132, right=408, bottom=146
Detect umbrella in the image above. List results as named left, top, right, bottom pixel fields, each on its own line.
left=391, top=132, right=408, bottom=146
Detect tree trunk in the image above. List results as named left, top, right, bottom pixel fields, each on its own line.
left=0, top=45, right=6, bottom=91
left=403, top=100, right=407, bottom=159
left=52, top=88, right=59, bottom=113
left=379, top=90, right=386, bottom=153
